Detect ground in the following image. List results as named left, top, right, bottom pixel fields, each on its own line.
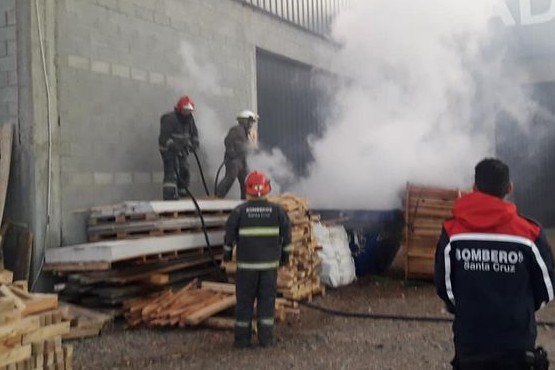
left=71, top=276, right=555, bottom=370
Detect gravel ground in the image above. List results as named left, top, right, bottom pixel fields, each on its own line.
left=71, top=276, right=555, bottom=370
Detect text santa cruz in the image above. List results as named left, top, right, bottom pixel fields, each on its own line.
left=455, top=248, right=524, bottom=273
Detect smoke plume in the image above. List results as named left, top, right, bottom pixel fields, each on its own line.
left=260, top=0, right=540, bottom=209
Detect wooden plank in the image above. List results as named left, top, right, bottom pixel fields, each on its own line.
left=0, top=317, right=40, bottom=341
left=0, top=125, right=13, bottom=231
left=200, top=281, right=235, bottom=294
left=0, top=285, right=25, bottom=310
left=44, top=232, right=225, bottom=264
left=0, top=269, right=13, bottom=284
left=21, top=294, right=58, bottom=317
left=43, top=261, right=112, bottom=272
left=0, top=345, right=31, bottom=368
left=22, top=322, right=70, bottom=344
left=69, top=253, right=221, bottom=285
left=184, top=295, right=236, bottom=325
left=202, top=317, right=235, bottom=330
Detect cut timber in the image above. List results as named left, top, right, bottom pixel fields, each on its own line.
left=22, top=322, right=70, bottom=344
left=44, top=231, right=224, bottom=265
left=0, top=125, right=13, bottom=229
left=43, top=261, right=112, bottom=272
left=202, top=317, right=235, bottom=330
left=200, top=281, right=235, bottom=294
left=183, top=295, right=236, bottom=325
left=0, top=344, right=31, bottom=367
left=0, top=269, right=13, bottom=284
left=21, top=293, right=58, bottom=317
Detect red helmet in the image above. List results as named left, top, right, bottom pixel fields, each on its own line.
left=175, top=96, right=195, bottom=112
left=245, top=171, right=272, bottom=197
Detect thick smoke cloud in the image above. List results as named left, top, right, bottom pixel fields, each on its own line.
left=256, top=0, right=540, bottom=209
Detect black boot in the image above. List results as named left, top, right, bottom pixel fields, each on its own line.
left=163, top=184, right=178, bottom=200
left=258, top=325, right=274, bottom=348
left=234, top=326, right=252, bottom=349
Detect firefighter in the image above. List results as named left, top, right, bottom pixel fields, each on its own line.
left=215, top=110, right=258, bottom=200
left=435, top=158, right=554, bottom=370
left=223, top=171, right=292, bottom=348
left=158, top=96, right=199, bottom=200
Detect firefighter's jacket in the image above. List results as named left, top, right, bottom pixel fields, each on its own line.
left=224, top=199, right=292, bottom=269
left=223, top=124, right=250, bottom=161
left=159, top=111, right=199, bottom=156
left=435, top=191, right=555, bottom=352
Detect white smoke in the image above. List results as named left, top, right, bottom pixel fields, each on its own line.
left=261, top=0, right=540, bottom=209
left=172, top=41, right=228, bottom=178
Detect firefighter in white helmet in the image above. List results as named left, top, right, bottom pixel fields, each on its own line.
left=215, top=110, right=258, bottom=199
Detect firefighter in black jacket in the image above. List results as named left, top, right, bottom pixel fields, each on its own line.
left=215, top=110, right=258, bottom=200
left=159, top=96, right=199, bottom=200
left=223, top=171, right=292, bottom=348
left=435, top=158, right=554, bottom=370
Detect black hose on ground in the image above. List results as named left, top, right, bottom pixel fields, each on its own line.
left=299, top=301, right=555, bottom=327
left=191, top=149, right=210, bottom=197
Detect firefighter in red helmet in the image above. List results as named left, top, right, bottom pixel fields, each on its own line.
left=223, top=171, right=292, bottom=348
left=159, top=96, right=199, bottom=200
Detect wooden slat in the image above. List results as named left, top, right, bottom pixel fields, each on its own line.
left=183, top=295, right=236, bottom=325
left=0, top=344, right=31, bottom=368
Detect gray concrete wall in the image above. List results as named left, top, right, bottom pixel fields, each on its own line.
left=56, top=0, right=337, bottom=245
left=0, top=0, right=16, bottom=125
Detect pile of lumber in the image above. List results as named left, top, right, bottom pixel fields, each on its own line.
left=269, top=195, right=325, bottom=302
left=44, top=200, right=241, bottom=309
left=404, top=183, right=468, bottom=279
left=225, top=194, right=325, bottom=303
left=123, top=280, right=296, bottom=329
left=0, top=278, right=73, bottom=370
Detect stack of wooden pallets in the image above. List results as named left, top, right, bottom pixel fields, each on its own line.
left=404, top=183, right=468, bottom=279
left=45, top=200, right=242, bottom=310
left=0, top=277, right=73, bottom=370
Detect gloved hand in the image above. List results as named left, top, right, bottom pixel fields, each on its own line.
left=166, top=139, right=178, bottom=153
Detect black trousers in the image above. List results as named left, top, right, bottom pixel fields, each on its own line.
left=161, top=151, right=190, bottom=200
left=234, top=269, right=278, bottom=347
left=215, top=158, right=247, bottom=200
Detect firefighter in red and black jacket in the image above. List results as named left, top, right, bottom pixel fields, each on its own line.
left=223, top=171, right=292, bottom=348
left=435, top=158, right=554, bottom=370
left=159, top=96, right=199, bottom=200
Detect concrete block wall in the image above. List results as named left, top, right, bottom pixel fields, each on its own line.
left=56, top=0, right=337, bottom=244
left=0, top=0, right=17, bottom=125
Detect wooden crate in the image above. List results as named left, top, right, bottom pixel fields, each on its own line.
left=404, top=183, right=468, bottom=280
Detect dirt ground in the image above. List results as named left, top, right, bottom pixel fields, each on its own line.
left=71, top=276, right=555, bottom=370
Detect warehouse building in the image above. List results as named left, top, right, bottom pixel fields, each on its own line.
left=0, top=0, right=554, bottom=285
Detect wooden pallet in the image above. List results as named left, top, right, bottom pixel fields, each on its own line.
left=404, top=183, right=469, bottom=279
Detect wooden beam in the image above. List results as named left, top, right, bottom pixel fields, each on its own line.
left=22, top=322, right=70, bottom=344
left=184, top=295, right=236, bottom=325
left=200, top=281, right=235, bottom=294
left=0, top=344, right=31, bottom=367
left=0, top=285, right=25, bottom=310
left=0, top=269, right=13, bottom=284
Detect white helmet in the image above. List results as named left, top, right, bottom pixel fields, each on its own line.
left=237, top=110, right=259, bottom=122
